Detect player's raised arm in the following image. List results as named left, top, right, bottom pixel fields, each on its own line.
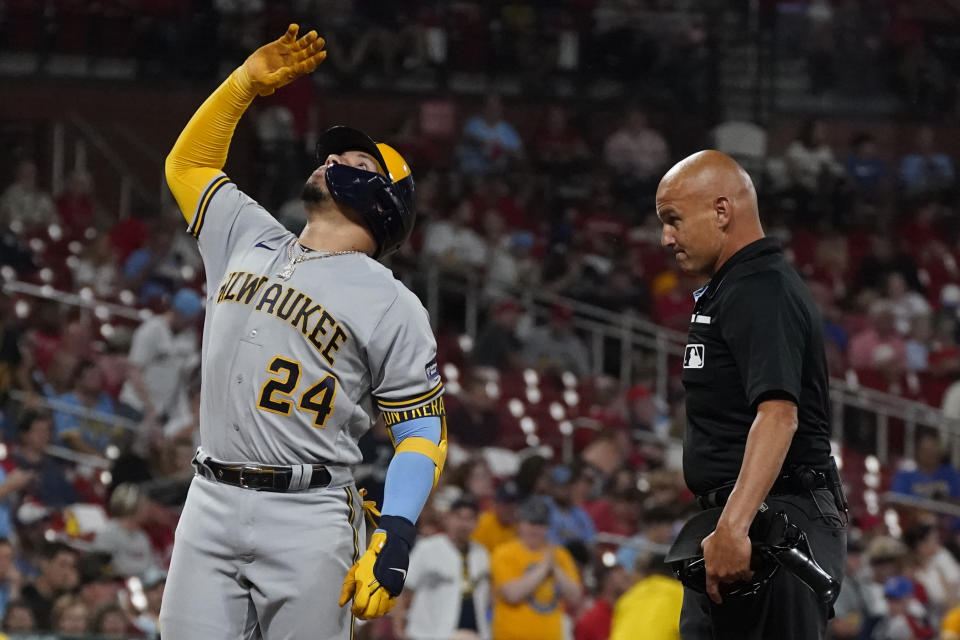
left=164, top=24, right=326, bottom=224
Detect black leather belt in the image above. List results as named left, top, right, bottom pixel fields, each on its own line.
left=201, top=458, right=332, bottom=492
left=696, top=467, right=830, bottom=510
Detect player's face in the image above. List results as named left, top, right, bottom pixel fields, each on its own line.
left=656, top=180, right=724, bottom=277
left=303, top=150, right=385, bottom=202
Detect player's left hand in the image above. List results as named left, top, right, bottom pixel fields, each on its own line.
left=243, top=24, right=327, bottom=97
left=701, top=525, right=753, bottom=604
left=338, top=515, right=416, bottom=619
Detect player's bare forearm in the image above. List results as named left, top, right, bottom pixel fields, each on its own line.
left=717, top=398, right=798, bottom=536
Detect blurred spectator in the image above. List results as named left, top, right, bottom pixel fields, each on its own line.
left=122, top=221, right=182, bottom=304
left=904, top=522, right=960, bottom=618
left=0, top=459, right=34, bottom=539
left=856, top=234, right=922, bottom=295
left=585, top=487, right=639, bottom=539
left=830, top=536, right=874, bottom=639
left=254, top=104, right=299, bottom=210
left=118, top=288, right=203, bottom=425
left=446, top=378, right=500, bottom=449
left=394, top=495, right=490, bottom=640
left=484, top=230, right=539, bottom=303
left=6, top=410, right=78, bottom=510
left=574, top=563, right=632, bottom=640
left=615, top=504, right=676, bottom=573
left=458, top=95, right=523, bottom=175
left=74, top=235, right=121, bottom=298
left=899, top=126, right=956, bottom=201
left=90, top=484, right=158, bottom=579
left=928, top=315, right=960, bottom=379
left=76, top=553, right=125, bottom=618
left=91, top=601, right=134, bottom=638
left=891, top=430, right=960, bottom=501
left=55, top=169, right=102, bottom=236
left=0, top=160, right=57, bottom=227
left=873, top=575, right=935, bottom=640
left=20, top=541, right=78, bottom=630
left=609, top=553, right=682, bottom=640
left=533, top=106, right=590, bottom=179
left=906, top=314, right=933, bottom=372
left=545, top=465, right=596, bottom=547
left=50, top=593, right=89, bottom=637
left=0, top=293, right=30, bottom=404
left=783, top=118, right=847, bottom=224
left=844, top=132, right=888, bottom=200
left=865, top=536, right=909, bottom=618
left=490, top=497, right=582, bottom=640
left=470, top=300, right=524, bottom=371
left=886, top=272, right=931, bottom=335
left=603, top=108, right=669, bottom=199
left=1, top=598, right=37, bottom=633
left=944, top=376, right=960, bottom=423
left=848, top=300, right=908, bottom=374
left=52, top=358, right=119, bottom=455
left=523, top=304, right=590, bottom=377
left=0, top=539, right=21, bottom=621
left=473, top=481, right=520, bottom=554
left=446, top=458, right=496, bottom=508
left=421, top=203, right=487, bottom=273
left=132, top=566, right=165, bottom=639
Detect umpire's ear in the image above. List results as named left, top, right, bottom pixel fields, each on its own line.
left=714, top=196, right=731, bottom=230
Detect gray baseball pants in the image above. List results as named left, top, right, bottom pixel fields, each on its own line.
left=159, top=471, right=365, bottom=640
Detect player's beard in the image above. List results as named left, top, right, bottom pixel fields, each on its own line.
left=301, top=180, right=329, bottom=204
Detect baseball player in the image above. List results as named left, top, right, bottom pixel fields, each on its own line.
left=157, top=25, right=447, bottom=640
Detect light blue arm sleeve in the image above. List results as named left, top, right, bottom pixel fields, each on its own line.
left=379, top=416, right=442, bottom=526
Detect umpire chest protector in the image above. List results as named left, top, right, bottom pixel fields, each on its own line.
left=681, top=237, right=833, bottom=496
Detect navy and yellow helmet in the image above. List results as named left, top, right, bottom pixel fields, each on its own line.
left=315, top=126, right=415, bottom=259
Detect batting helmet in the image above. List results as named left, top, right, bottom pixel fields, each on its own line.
left=315, top=126, right=415, bottom=259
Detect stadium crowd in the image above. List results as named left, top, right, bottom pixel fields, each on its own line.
left=0, top=2, right=960, bottom=640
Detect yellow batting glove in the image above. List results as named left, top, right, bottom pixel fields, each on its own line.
left=338, top=516, right=417, bottom=620
left=242, top=24, right=327, bottom=97
left=338, top=532, right=396, bottom=619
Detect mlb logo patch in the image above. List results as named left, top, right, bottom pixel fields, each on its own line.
left=684, top=344, right=705, bottom=369
left=425, top=359, right=441, bottom=384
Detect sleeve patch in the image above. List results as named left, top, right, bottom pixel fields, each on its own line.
left=425, top=359, right=441, bottom=385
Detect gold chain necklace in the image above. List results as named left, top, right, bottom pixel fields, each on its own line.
left=277, top=238, right=363, bottom=280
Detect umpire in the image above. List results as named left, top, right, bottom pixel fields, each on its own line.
left=656, top=151, right=846, bottom=639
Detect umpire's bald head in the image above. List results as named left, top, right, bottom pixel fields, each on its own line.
left=655, top=150, right=764, bottom=278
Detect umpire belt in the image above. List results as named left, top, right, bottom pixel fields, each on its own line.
left=696, top=466, right=829, bottom=510
left=196, top=450, right=332, bottom=492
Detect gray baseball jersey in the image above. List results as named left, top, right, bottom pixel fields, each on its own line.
left=188, top=174, right=443, bottom=466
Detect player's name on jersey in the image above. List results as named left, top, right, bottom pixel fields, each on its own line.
left=216, top=270, right=348, bottom=366
left=382, top=396, right=446, bottom=427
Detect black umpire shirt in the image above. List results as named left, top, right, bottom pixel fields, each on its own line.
left=682, top=237, right=832, bottom=496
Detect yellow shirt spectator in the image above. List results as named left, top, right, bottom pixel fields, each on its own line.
left=610, top=574, right=683, bottom=640
left=943, top=605, right=960, bottom=639
left=473, top=508, right=516, bottom=553
left=491, top=540, right=580, bottom=640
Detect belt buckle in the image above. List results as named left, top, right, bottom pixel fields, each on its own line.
left=238, top=465, right=267, bottom=490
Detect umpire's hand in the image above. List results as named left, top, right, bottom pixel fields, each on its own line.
left=701, top=525, right=753, bottom=604
left=242, top=24, right=327, bottom=96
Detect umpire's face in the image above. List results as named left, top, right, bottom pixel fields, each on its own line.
left=656, top=177, right=726, bottom=278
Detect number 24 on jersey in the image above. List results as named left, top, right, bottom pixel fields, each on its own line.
left=256, top=356, right=337, bottom=428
